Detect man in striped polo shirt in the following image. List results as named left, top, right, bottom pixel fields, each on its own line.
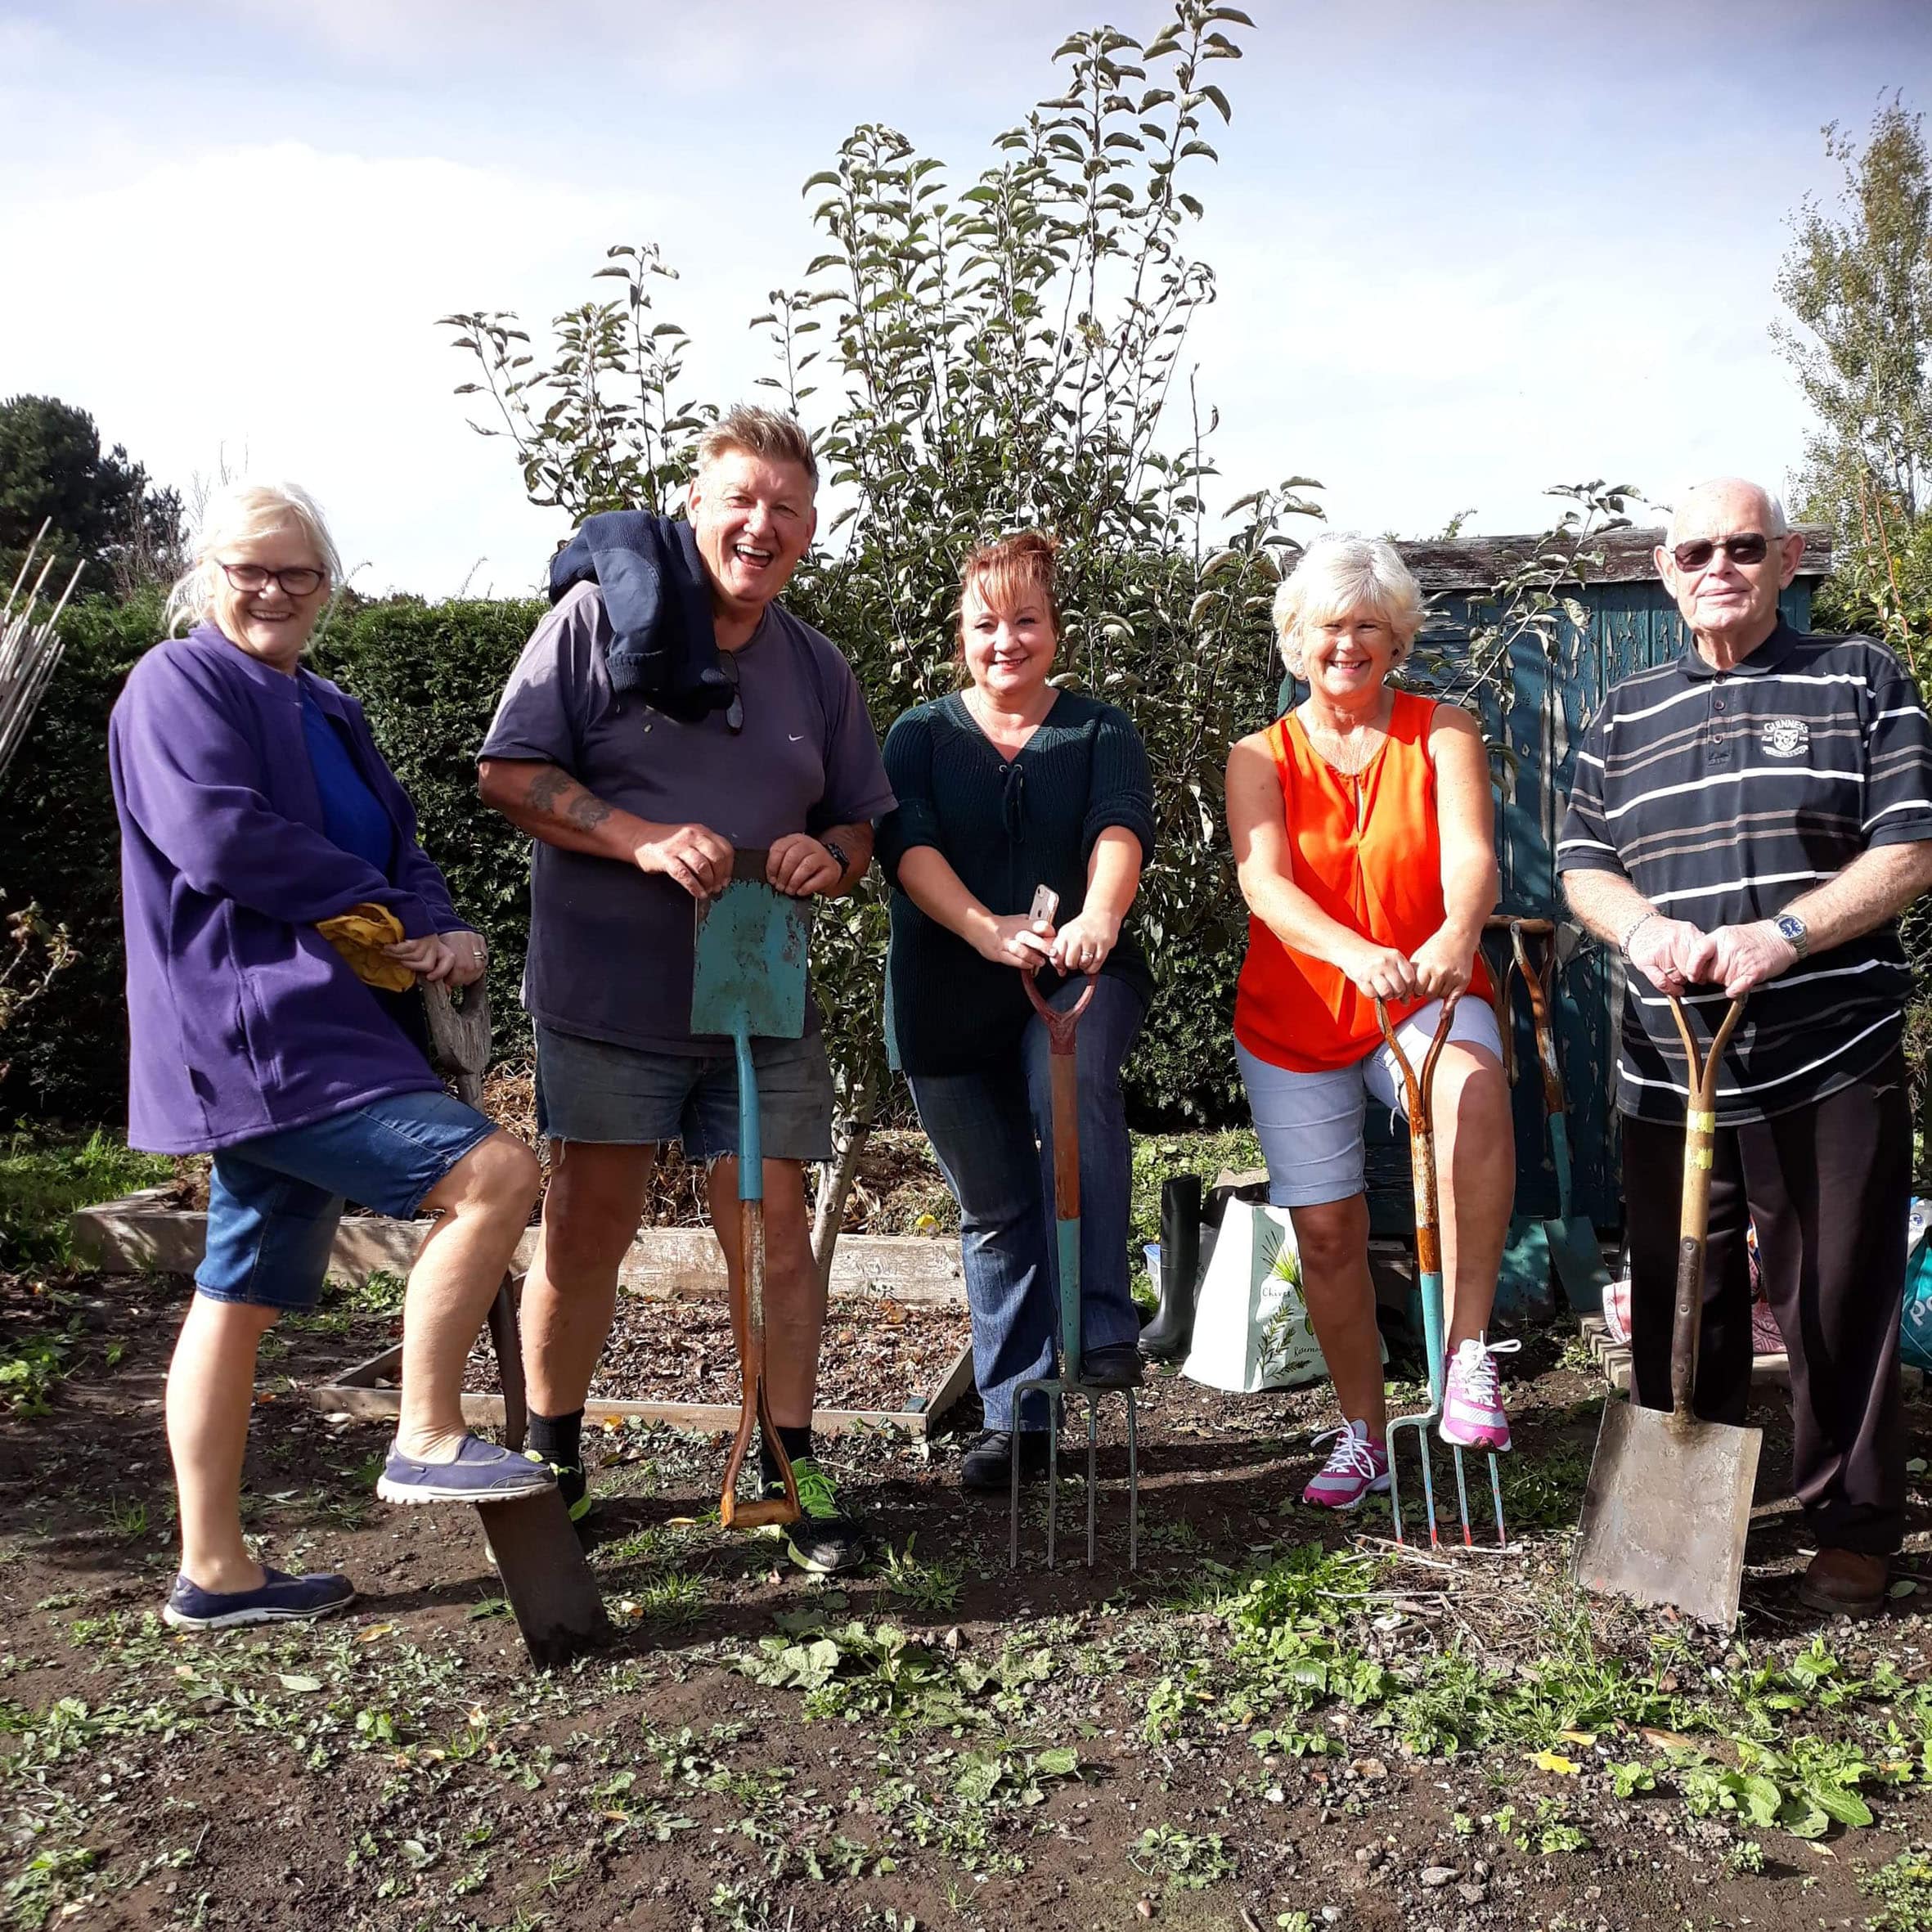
left=1560, top=476, right=1932, bottom=1615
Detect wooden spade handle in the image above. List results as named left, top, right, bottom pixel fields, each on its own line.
left=1665, top=995, right=1747, bottom=1422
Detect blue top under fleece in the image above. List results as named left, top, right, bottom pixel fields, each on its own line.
left=300, top=684, right=397, bottom=875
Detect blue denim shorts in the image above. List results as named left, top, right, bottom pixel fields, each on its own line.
left=533, top=1023, right=834, bottom=1162
left=196, top=1089, right=497, bottom=1311
left=1237, top=996, right=1503, bottom=1208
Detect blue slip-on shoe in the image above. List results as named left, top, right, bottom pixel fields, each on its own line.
left=163, top=1566, right=356, bottom=1631
left=377, top=1434, right=559, bottom=1506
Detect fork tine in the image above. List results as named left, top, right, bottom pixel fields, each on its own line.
left=1487, top=1451, right=1507, bottom=1548
left=1451, top=1445, right=1474, bottom=1548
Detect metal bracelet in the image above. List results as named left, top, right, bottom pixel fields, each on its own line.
left=1619, top=910, right=1658, bottom=958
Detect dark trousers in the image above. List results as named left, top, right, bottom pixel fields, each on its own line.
left=1620, top=1049, right=1912, bottom=1557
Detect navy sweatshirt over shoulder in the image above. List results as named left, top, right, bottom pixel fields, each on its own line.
left=876, top=690, right=1156, bottom=1076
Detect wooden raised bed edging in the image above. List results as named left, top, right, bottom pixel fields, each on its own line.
left=71, top=1189, right=977, bottom=1440
left=70, top=1188, right=964, bottom=1301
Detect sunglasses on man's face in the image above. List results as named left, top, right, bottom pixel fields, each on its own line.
left=1670, top=532, right=1772, bottom=573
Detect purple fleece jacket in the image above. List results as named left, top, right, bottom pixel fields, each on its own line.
left=108, top=623, right=469, bottom=1153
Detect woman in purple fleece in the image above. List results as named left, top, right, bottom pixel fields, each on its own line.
left=109, top=482, right=550, bottom=1631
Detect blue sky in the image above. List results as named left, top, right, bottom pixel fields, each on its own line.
left=4, top=1, right=1929, bottom=595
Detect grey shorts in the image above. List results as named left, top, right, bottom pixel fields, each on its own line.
left=532, top=1023, right=835, bottom=1163
left=1236, top=996, right=1504, bottom=1208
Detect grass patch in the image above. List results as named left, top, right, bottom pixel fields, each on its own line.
left=0, top=1131, right=173, bottom=1271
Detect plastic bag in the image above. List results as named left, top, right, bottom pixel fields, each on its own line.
left=1182, top=1201, right=1370, bottom=1393
left=1903, top=1198, right=1932, bottom=1374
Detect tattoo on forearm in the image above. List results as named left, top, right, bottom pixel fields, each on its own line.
left=566, top=793, right=612, bottom=832
left=524, top=769, right=573, bottom=814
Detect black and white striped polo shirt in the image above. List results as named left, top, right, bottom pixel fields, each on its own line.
left=1557, top=621, right=1932, bottom=1124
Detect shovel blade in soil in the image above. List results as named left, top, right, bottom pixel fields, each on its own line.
left=1573, top=1397, right=1760, bottom=1630
left=477, top=1492, right=613, bottom=1668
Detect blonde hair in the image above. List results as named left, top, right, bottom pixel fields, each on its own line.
left=1271, top=532, right=1424, bottom=676
left=956, top=529, right=1062, bottom=661
left=164, top=481, right=343, bottom=636
left=694, top=405, right=819, bottom=491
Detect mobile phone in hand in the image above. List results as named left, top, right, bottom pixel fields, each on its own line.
left=1029, top=885, right=1060, bottom=928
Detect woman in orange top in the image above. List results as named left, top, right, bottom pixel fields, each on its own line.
left=1225, top=534, right=1515, bottom=1512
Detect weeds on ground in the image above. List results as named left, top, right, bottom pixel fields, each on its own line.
left=880, top=1535, right=964, bottom=1615
left=1862, top=1848, right=1932, bottom=1929
left=286, top=1269, right=408, bottom=1337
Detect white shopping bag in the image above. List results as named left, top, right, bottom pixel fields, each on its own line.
left=1181, top=1201, right=1364, bottom=1393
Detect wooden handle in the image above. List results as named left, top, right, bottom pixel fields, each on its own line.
left=721, top=1493, right=798, bottom=1530
left=1024, top=967, right=1097, bottom=1048
left=1664, top=995, right=1746, bottom=1420
left=1510, top=922, right=1566, bottom=1117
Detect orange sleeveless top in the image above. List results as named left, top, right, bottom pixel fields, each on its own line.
left=1233, top=690, right=1494, bottom=1072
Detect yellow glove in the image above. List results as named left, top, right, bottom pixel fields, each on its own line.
left=316, top=903, right=416, bottom=991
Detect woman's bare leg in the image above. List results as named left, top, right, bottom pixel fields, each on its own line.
left=393, top=1130, right=542, bottom=1462
left=1287, top=1193, right=1385, bottom=1433
left=167, top=1296, right=282, bottom=1593
left=1431, top=1043, right=1515, bottom=1350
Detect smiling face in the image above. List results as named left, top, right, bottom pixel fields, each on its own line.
left=209, top=521, right=329, bottom=672
left=959, top=581, right=1057, bottom=707
left=1656, top=479, right=1804, bottom=655
left=1299, top=607, right=1402, bottom=708
left=687, top=448, right=816, bottom=623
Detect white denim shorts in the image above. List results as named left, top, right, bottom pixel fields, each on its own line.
left=1236, top=996, right=1504, bottom=1208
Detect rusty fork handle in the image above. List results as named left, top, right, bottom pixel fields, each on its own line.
left=1374, top=991, right=1461, bottom=1127
left=1663, top=993, right=1747, bottom=1424
left=1023, top=967, right=1097, bottom=1053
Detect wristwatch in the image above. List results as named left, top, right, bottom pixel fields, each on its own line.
left=1773, top=912, right=1810, bottom=960
left=820, top=838, right=851, bottom=880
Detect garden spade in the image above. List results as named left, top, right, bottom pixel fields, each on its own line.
left=1512, top=920, right=1611, bottom=1310
left=691, top=851, right=812, bottom=1530
left=1009, top=964, right=1139, bottom=1571
left=1485, top=916, right=1551, bottom=1320
left=423, top=979, right=612, bottom=1668
left=1573, top=994, right=1759, bottom=1630
left=1377, top=995, right=1507, bottom=1550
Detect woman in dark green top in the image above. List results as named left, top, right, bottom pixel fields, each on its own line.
left=876, top=532, right=1156, bottom=1494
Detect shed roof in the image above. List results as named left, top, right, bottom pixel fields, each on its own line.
left=1395, top=525, right=1833, bottom=595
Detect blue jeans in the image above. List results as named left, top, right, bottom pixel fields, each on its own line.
left=908, top=975, right=1145, bottom=1430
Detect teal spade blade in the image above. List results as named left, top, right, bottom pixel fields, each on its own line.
left=690, top=849, right=813, bottom=1041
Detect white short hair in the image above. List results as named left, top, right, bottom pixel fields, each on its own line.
left=1665, top=479, right=1789, bottom=546
left=164, top=481, right=344, bottom=636
left=1271, top=532, right=1424, bottom=676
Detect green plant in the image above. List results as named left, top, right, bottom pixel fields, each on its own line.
left=1130, top=1822, right=1235, bottom=1890
left=881, top=1536, right=965, bottom=1615
left=0, top=1130, right=172, bottom=1269
left=1862, top=1848, right=1932, bottom=1930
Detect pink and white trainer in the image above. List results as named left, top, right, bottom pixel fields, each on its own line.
left=1440, top=1334, right=1519, bottom=1451
left=1301, top=1421, right=1390, bottom=1512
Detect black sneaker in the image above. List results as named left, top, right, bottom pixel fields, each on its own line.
left=767, top=1457, right=869, bottom=1575
left=959, top=1429, right=1053, bottom=1494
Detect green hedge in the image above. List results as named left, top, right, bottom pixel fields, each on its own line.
left=1, top=594, right=1247, bottom=1131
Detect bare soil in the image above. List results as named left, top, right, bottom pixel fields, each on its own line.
left=4, top=1262, right=1932, bottom=1931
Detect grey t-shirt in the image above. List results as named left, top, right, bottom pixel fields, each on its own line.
left=481, top=582, right=896, bottom=1053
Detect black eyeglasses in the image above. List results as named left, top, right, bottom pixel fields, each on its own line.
left=721, top=652, right=744, bottom=734
left=220, top=561, right=326, bottom=597
left=1670, top=532, right=1771, bottom=573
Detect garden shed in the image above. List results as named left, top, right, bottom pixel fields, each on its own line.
left=1355, top=523, right=1835, bottom=1242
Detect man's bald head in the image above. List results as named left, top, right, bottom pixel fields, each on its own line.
left=1665, top=478, right=1788, bottom=548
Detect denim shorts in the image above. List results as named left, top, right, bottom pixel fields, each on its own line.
left=533, top=1023, right=834, bottom=1162
left=196, top=1089, right=497, bottom=1311
left=1237, top=996, right=1503, bottom=1209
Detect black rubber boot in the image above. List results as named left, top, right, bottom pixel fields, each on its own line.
left=1139, top=1175, right=1202, bottom=1361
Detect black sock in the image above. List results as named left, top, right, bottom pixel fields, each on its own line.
left=762, top=1425, right=814, bottom=1485
left=528, top=1409, right=583, bottom=1472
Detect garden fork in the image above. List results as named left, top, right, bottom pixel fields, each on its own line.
left=1377, top=995, right=1508, bottom=1550
left=1009, top=968, right=1139, bottom=1571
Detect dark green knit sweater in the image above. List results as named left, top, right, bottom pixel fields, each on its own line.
left=876, top=690, right=1157, bottom=1076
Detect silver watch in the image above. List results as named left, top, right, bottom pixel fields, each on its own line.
left=1773, top=912, right=1809, bottom=960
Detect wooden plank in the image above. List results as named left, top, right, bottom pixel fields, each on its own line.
left=306, top=1382, right=938, bottom=1440
left=1396, top=525, right=1831, bottom=595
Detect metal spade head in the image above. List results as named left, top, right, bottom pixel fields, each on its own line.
left=1573, top=1399, right=1761, bottom=1629
left=690, top=850, right=812, bottom=1041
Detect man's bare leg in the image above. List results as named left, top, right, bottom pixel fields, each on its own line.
left=523, top=1142, right=655, bottom=1458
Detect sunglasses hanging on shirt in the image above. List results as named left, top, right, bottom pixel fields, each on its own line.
left=720, top=652, right=744, bottom=735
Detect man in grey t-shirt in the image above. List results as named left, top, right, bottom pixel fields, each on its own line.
left=479, top=406, right=895, bottom=1576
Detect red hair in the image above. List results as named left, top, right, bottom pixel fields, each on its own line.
left=956, top=531, right=1062, bottom=658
